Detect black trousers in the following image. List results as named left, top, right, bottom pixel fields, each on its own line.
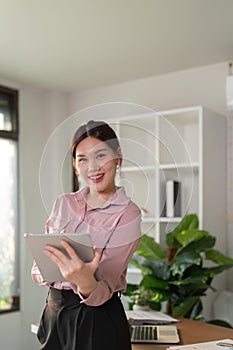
left=37, top=288, right=132, bottom=350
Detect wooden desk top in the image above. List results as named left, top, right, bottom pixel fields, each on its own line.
left=132, top=317, right=233, bottom=350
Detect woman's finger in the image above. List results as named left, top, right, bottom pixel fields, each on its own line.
left=60, top=240, right=83, bottom=262
left=92, top=247, right=101, bottom=267
left=44, top=246, right=65, bottom=267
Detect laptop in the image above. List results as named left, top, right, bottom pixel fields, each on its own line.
left=130, top=324, right=180, bottom=344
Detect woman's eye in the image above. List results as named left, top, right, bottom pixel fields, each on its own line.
left=77, top=157, right=87, bottom=163
left=97, top=153, right=106, bottom=159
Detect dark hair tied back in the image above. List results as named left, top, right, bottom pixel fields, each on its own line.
left=71, top=120, right=120, bottom=160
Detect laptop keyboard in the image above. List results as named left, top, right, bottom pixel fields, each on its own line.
left=131, top=325, right=158, bottom=342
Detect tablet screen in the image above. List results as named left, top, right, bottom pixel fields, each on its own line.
left=25, top=233, right=98, bottom=282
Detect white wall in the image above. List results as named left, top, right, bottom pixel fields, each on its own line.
left=69, top=62, right=228, bottom=115
left=20, top=87, right=70, bottom=350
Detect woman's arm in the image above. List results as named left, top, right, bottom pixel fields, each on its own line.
left=74, top=204, right=141, bottom=306
left=77, top=238, right=141, bottom=306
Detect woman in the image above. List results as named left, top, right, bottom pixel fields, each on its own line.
left=32, top=120, right=141, bottom=350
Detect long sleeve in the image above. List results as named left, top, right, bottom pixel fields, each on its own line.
left=75, top=203, right=141, bottom=306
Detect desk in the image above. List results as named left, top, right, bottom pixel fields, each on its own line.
left=132, top=317, right=233, bottom=350
left=32, top=317, right=233, bottom=349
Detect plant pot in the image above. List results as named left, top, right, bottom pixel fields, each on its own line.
left=132, top=304, right=150, bottom=311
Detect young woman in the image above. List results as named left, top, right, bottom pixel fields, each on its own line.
left=32, top=120, right=141, bottom=350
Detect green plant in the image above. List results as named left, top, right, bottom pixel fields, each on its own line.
left=129, top=286, right=154, bottom=307
left=125, top=214, right=233, bottom=320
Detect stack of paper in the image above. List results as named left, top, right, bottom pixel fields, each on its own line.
left=126, top=310, right=179, bottom=325
left=167, top=339, right=233, bottom=350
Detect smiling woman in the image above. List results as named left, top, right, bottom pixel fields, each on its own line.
left=31, top=119, right=141, bottom=350
left=0, top=85, right=19, bottom=313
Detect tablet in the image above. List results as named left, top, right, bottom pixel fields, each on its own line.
left=25, top=233, right=97, bottom=282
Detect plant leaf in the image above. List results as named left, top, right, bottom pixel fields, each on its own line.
left=171, top=265, right=233, bottom=288
left=188, top=299, right=203, bottom=320
left=129, top=258, right=152, bottom=276
left=166, top=214, right=199, bottom=247
left=144, top=260, right=170, bottom=280
left=205, top=249, right=233, bottom=266
left=136, top=234, right=167, bottom=260
left=170, top=251, right=202, bottom=276
left=170, top=275, right=210, bottom=290
left=202, top=265, right=233, bottom=277
left=140, top=275, right=169, bottom=290
left=176, top=235, right=215, bottom=256
left=172, top=297, right=200, bottom=318
left=151, top=290, right=171, bottom=303
left=124, top=284, right=138, bottom=295
left=176, top=229, right=209, bottom=247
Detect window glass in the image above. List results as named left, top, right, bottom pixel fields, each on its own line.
left=0, top=86, right=19, bottom=313
left=0, top=91, right=14, bottom=131
left=0, top=139, right=18, bottom=310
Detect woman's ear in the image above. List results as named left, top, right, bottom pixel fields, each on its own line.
left=116, top=147, right=123, bottom=167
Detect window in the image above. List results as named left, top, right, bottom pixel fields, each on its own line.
left=0, top=85, right=19, bottom=313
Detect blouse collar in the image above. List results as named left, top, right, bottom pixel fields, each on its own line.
left=74, top=186, right=131, bottom=211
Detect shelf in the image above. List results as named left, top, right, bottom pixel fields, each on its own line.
left=112, top=106, right=226, bottom=320
left=141, top=217, right=157, bottom=223
left=160, top=162, right=199, bottom=170
left=121, top=163, right=198, bottom=173
left=112, top=106, right=226, bottom=256
left=121, top=165, right=155, bottom=173
left=142, top=217, right=182, bottom=223
left=159, top=217, right=182, bottom=223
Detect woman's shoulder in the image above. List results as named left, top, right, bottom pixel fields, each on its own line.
left=50, top=188, right=87, bottom=215
left=116, top=187, right=141, bottom=213
left=114, top=188, right=141, bottom=224
left=127, top=200, right=141, bottom=215
left=122, top=201, right=141, bottom=223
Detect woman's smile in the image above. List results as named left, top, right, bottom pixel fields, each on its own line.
left=88, top=172, right=105, bottom=183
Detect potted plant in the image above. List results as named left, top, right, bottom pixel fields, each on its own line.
left=125, top=214, right=233, bottom=320
left=129, top=285, right=155, bottom=311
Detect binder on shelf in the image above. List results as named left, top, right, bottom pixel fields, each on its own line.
left=166, top=180, right=181, bottom=217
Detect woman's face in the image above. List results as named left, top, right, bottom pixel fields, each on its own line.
left=75, top=136, right=120, bottom=198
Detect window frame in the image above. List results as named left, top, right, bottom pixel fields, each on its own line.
left=0, top=85, right=19, bottom=314
left=0, top=85, right=18, bottom=139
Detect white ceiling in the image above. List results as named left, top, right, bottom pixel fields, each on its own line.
left=1, top=0, right=233, bottom=92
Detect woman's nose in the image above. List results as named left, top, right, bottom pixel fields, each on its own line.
left=88, top=158, right=100, bottom=172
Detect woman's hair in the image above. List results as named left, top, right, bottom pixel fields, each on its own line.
left=71, top=120, right=121, bottom=161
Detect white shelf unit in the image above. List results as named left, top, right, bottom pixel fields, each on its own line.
left=111, top=106, right=226, bottom=252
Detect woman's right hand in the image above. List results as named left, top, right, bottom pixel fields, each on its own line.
left=44, top=240, right=101, bottom=296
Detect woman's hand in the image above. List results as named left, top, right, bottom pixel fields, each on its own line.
left=44, top=240, right=101, bottom=296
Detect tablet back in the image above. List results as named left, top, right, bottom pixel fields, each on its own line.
left=25, top=233, right=96, bottom=282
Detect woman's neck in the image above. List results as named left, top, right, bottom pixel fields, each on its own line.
left=86, top=188, right=117, bottom=210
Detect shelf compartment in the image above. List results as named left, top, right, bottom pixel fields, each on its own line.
left=158, top=107, right=200, bottom=165
left=159, top=167, right=199, bottom=218
left=119, top=170, right=156, bottom=215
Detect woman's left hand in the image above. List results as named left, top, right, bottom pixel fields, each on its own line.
left=44, top=240, right=101, bottom=296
